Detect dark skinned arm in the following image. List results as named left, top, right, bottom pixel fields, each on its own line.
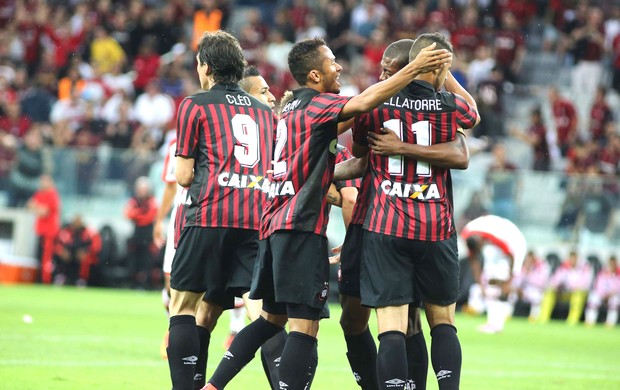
left=368, top=130, right=469, bottom=169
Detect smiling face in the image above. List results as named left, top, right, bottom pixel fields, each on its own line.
left=316, top=45, right=342, bottom=94
left=245, top=75, right=276, bottom=109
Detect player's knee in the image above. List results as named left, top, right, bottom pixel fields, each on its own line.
left=196, top=302, right=224, bottom=332
left=340, top=308, right=370, bottom=335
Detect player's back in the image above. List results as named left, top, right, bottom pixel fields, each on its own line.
left=355, top=80, right=477, bottom=241
left=176, top=84, right=276, bottom=231
left=262, top=87, right=350, bottom=237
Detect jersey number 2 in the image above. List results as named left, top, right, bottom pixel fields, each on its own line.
left=272, top=119, right=288, bottom=177
left=383, top=119, right=431, bottom=177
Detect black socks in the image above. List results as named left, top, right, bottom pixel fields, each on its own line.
left=430, top=324, right=461, bottom=390
left=344, top=327, right=378, bottom=389
left=209, top=316, right=283, bottom=389
left=278, top=331, right=318, bottom=390
left=168, top=315, right=199, bottom=390
left=260, top=329, right=287, bottom=389
left=377, top=331, right=407, bottom=390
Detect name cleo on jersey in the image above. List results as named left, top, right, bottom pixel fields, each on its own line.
left=381, top=180, right=441, bottom=200
left=225, top=94, right=253, bottom=106
left=384, top=96, right=443, bottom=111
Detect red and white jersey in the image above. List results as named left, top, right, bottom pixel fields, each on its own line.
left=549, top=261, right=593, bottom=292
left=591, top=268, right=620, bottom=297
left=512, top=259, right=550, bottom=291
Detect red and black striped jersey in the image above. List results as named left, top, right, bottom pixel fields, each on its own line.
left=261, top=88, right=351, bottom=238
left=175, top=84, right=276, bottom=230
left=353, top=80, right=477, bottom=241
left=333, top=144, right=362, bottom=191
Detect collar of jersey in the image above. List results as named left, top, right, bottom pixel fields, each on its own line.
left=408, top=79, right=435, bottom=92
left=210, top=83, right=243, bottom=92
left=294, top=87, right=322, bottom=100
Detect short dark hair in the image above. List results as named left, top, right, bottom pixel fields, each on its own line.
left=288, top=37, right=327, bottom=86
left=197, top=31, right=245, bottom=85
left=384, top=39, right=415, bottom=70
left=239, top=65, right=261, bottom=92
left=243, top=65, right=261, bottom=79
left=409, top=32, right=453, bottom=63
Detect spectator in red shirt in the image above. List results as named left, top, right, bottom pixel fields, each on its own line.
left=451, top=7, right=482, bottom=60
left=0, top=100, right=31, bottom=139
left=493, top=11, right=525, bottom=83
left=124, top=176, right=159, bottom=289
left=27, top=174, right=61, bottom=284
left=13, top=2, right=44, bottom=76
left=132, top=37, right=161, bottom=96
left=548, top=86, right=578, bottom=156
left=290, top=0, right=312, bottom=31
left=511, top=106, right=551, bottom=171
left=569, top=6, right=605, bottom=122
left=42, top=18, right=87, bottom=72
left=589, top=86, right=613, bottom=143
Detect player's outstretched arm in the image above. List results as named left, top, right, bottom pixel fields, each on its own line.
left=339, top=43, right=452, bottom=120
left=333, top=154, right=368, bottom=180
left=368, top=130, right=469, bottom=169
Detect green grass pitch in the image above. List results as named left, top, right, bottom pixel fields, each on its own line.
left=1, top=284, right=619, bottom=389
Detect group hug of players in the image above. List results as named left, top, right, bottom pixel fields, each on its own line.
left=160, top=29, right=479, bottom=390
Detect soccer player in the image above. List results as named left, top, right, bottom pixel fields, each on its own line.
left=166, top=31, right=276, bottom=390
left=352, top=33, right=479, bottom=390
left=205, top=37, right=451, bottom=390
left=334, top=39, right=469, bottom=390
left=220, top=65, right=276, bottom=350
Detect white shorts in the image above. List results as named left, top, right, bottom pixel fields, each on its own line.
left=162, top=209, right=177, bottom=274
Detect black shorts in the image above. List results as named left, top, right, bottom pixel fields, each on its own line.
left=338, top=224, right=364, bottom=297
left=170, top=226, right=258, bottom=309
left=360, top=231, right=459, bottom=308
left=250, top=231, right=330, bottom=311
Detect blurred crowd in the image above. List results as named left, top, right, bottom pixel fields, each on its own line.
left=1, top=0, right=620, bottom=288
